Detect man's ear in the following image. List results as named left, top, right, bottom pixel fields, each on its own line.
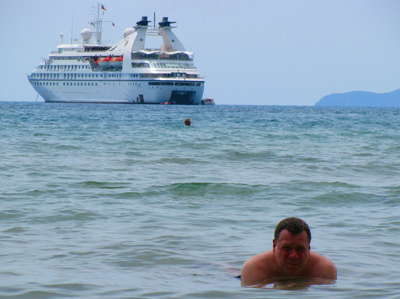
left=273, top=239, right=277, bottom=252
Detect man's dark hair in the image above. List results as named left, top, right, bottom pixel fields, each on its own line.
left=274, top=217, right=311, bottom=244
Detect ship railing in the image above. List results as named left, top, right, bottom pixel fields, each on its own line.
left=50, top=50, right=86, bottom=55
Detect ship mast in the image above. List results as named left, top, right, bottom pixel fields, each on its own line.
left=94, top=3, right=103, bottom=45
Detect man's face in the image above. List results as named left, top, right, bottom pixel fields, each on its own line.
left=273, top=229, right=310, bottom=276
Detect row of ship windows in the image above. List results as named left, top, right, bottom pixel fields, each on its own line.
left=31, top=81, right=202, bottom=87
left=32, top=82, right=98, bottom=86
left=31, top=73, right=199, bottom=79
left=148, top=82, right=202, bottom=86
left=51, top=56, right=89, bottom=60
left=32, top=82, right=139, bottom=87
left=31, top=73, right=126, bottom=79
left=32, top=73, right=102, bottom=79
left=39, top=63, right=196, bottom=72
left=152, top=63, right=196, bottom=69
left=51, top=54, right=191, bottom=61
left=135, top=73, right=199, bottom=78
left=39, top=65, right=91, bottom=71
left=43, top=82, right=138, bottom=86
left=131, top=62, right=196, bottom=69
left=130, top=53, right=192, bottom=61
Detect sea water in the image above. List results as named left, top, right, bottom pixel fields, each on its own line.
left=1, top=102, right=400, bottom=298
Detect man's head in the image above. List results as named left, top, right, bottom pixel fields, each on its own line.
left=184, top=118, right=191, bottom=126
left=272, top=217, right=312, bottom=276
left=274, top=217, right=311, bottom=244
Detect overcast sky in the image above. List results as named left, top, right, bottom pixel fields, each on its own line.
left=2, top=0, right=400, bottom=105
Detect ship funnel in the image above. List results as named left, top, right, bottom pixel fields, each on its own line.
left=158, top=17, right=176, bottom=28
left=136, top=16, right=151, bottom=26
left=158, top=17, right=185, bottom=51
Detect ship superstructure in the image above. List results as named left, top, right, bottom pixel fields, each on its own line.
left=27, top=4, right=205, bottom=104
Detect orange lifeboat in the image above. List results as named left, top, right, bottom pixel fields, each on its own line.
left=97, top=56, right=111, bottom=68
left=110, top=55, right=123, bottom=68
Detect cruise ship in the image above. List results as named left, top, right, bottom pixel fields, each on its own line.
left=27, top=4, right=205, bottom=104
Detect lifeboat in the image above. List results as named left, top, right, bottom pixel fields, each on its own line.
left=97, top=56, right=111, bottom=68
left=110, top=55, right=123, bottom=68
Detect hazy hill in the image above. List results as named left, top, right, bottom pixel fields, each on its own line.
left=315, top=89, right=400, bottom=107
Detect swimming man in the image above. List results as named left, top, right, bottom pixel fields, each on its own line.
left=240, top=217, right=337, bottom=286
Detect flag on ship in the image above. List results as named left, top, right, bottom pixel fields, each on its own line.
left=101, top=4, right=107, bottom=11
left=112, top=22, right=115, bottom=27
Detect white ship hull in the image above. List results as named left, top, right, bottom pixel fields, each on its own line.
left=28, top=78, right=204, bottom=104
left=27, top=6, right=205, bottom=105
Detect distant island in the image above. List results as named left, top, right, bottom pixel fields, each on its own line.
left=315, top=89, right=400, bottom=107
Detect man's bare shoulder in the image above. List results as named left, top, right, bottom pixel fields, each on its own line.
left=307, top=251, right=337, bottom=279
left=240, top=250, right=277, bottom=286
left=243, top=250, right=275, bottom=267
